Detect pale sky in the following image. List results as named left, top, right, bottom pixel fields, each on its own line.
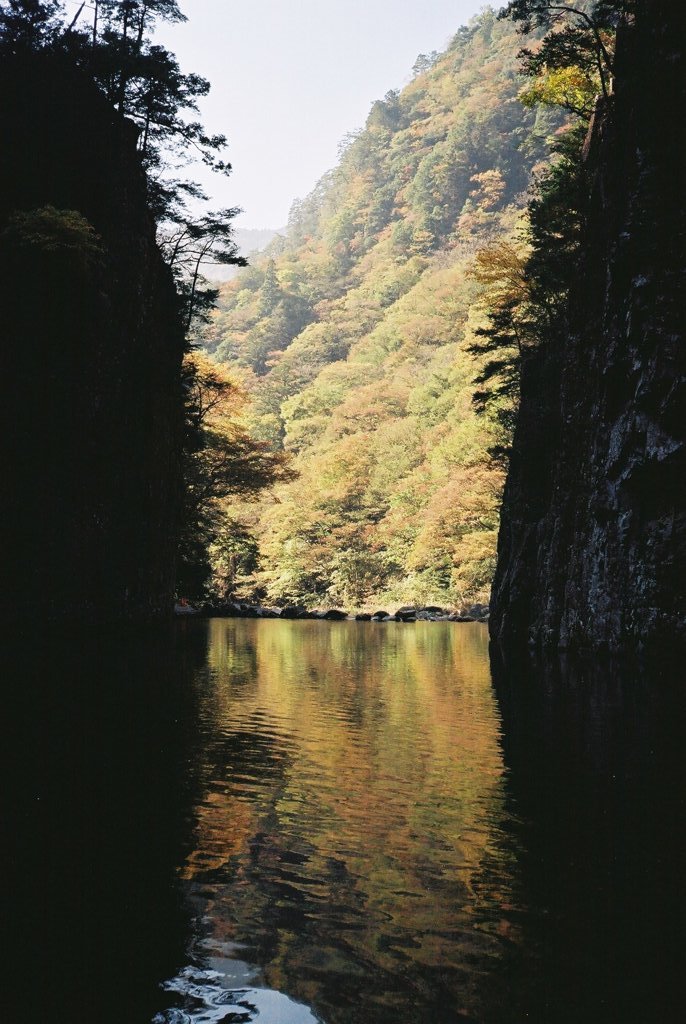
left=157, top=1, right=488, bottom=228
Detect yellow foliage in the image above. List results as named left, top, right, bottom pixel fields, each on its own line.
left=519, top=66, right=597, bottom=119
left=469, top=238, right=530, bottom=309
left=199, top=8, right=563, bottom=607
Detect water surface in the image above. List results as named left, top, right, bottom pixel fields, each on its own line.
left=159, top=620, right=514, bottom=1023
left=155, top=620, right=684, bottom=1024
left=10, top=620, right=684, bottom=1024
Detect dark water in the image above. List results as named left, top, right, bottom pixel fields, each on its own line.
left=8, top=620, right=684, bottom=1023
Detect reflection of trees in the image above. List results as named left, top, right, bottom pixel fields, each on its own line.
left=183, top=620, right=517, bottom=1022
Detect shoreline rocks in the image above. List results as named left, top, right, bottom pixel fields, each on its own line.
left=195, top=601, right=490, bottom=624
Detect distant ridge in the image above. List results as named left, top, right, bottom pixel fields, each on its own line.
left=206, top=226, right=285, bottom=280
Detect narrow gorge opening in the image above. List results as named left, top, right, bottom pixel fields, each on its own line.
left=3, top=3, right=683, bottom=1024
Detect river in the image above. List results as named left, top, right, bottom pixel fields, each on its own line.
left=9, top=620, right=684, bottom=1023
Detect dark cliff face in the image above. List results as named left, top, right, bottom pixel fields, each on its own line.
left=0, top=54, right=185, bottom=622
left=490, top=3, right=685, bottom=650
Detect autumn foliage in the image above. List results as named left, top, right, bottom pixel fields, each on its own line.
left=197, top=9, right=567, bottom=609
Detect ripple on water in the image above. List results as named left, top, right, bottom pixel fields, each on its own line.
left=155, top=961, right=321, bottom=1024
left=156, top=620, right=516, bottom=1023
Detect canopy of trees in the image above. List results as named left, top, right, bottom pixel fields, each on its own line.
left=3, top=3, right=631, bottom=608
left=467, top=0, right=631, bottom=447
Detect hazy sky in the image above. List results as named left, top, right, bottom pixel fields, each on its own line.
left=155, top=1, right=487, bottom=229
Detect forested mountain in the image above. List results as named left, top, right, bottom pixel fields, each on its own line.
left=201, top=8, right=562, bottom=609
left=207, top=227, right=284, bottom=281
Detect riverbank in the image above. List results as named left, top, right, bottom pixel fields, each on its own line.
left=176, top=600, right=491, bottom=623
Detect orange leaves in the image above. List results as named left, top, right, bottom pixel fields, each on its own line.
left=192, top=8, right=563, bottom=607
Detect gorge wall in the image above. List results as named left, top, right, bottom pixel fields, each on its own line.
left=490, top=2, right=685, bottom=650
left=0, top=53, right=185, bottom=622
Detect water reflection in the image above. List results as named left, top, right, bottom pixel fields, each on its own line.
left=161, top=621, right=521, bottom=1023
left=11, top=621, right=683, bottom=1024
left=160, top=622, right=684, bottom=1024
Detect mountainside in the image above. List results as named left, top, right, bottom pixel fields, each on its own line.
left=204, top=8, right=561, bottom=609
left=1, top=52, right=185, bottom=622
left=490, top=1, right=685, bottom=649
left=206, top=226, right=284, bottom=282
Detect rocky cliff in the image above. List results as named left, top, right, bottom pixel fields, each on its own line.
left=490, top=2, right=685, bottom=650
left=0, top=53, right=185, bottom=622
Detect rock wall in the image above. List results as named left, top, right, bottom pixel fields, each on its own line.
left=490, top=2, right=685, bottom=650
left=0, top=53, right=185, bottom=622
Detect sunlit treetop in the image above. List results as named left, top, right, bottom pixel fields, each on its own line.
left=499, top=1, right=630, bottom=34
left=499, top=0, right=633, bottom=104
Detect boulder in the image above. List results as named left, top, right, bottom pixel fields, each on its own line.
left=280, top=605, right=307, bottom=619
left=355, top=613, right=372, bottom=621
left=467, top=603, right=488, bottom=618
left=323, top=608, right=348, bottom=620
left=211, top=602, right=241, bottom=617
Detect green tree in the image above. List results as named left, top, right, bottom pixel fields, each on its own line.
left=467, top=241, right=532, bottom=446
left=466, top=1, right=622, bottom=461
left=467, top=123, right=589, bottom=461
left=94, top=1, right=187, bottom=113
left=160, top=208, right=246, bottom=332
left=0, top=0, right=62, bottom=50
left=259, top=259, right=281, bottom=316
left=499, top=1, right=630, bottom=102
left=412, top=51, right=439, bottom=77
left=87, top=7, right=232, bottom=219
